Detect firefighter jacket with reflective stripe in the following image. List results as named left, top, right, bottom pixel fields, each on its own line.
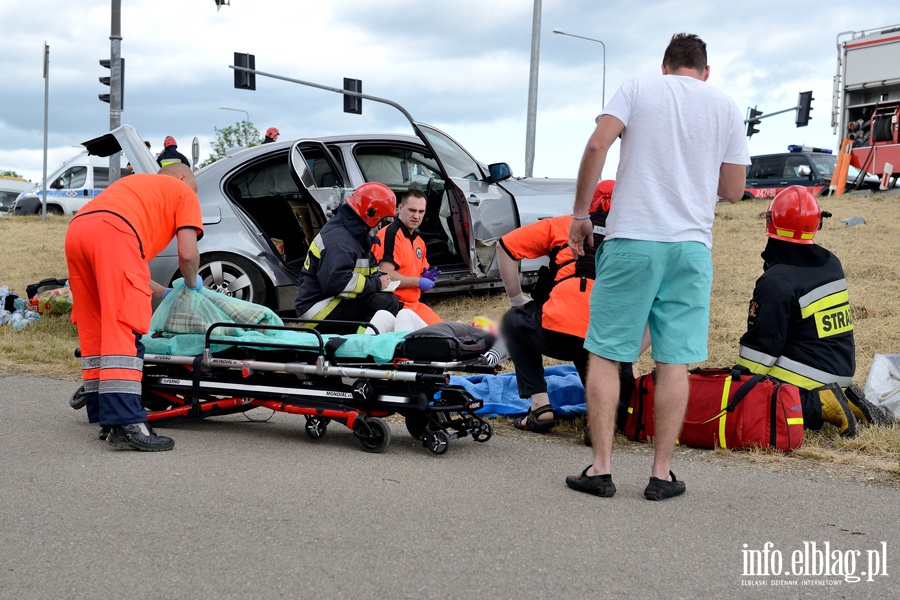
left=294, top=204, right=381, bottom=319
left=373, top=219, right=429, bottom=305
left=156, top=146, right=191, bottom=168
left=738, top=239, right=855, bottom=390
left=499, top=213, right=605, bottom=338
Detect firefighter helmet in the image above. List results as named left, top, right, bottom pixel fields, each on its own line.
left=164, top=136, right=177, bottom=148
left=590, top=179, right=615, bottom=213
left=265, top=127, right=280, bottom=139
left=765, top=185, right=823, bottom=244
left=346, top=182, right=396, bottom=227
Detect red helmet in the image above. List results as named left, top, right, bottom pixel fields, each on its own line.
left=590, top=179, right=615, bottom=213
left=266, top=127, right=280, bottom=138
left=164, top=136, right=177, bottom=148
left=346, top=182, right=396, bottom=227
left=765, top=185, right=822, bottom=244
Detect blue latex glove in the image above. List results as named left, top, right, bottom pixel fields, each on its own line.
left=421, top=267, right=441, bottom=282
left=418, top=277, right=436, bottom=291
left=161, top=288, right=174, bottom=300
left=188, top=274, right=204, bottom=291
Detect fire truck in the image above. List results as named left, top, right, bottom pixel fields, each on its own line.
left=833, top=24, right=900, bottom=187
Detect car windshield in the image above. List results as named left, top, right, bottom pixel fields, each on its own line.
left=416, top=125, right=485, bottom=181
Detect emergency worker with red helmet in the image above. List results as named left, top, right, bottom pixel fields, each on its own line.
left=295, top=182, right=400, bottom=332
left=262, top=127, right=280, bottom=144
left=738, top=185, right=886, bottom=436
left=156, top=136, right=191, bottom=168
left=498, top=181, right=639, bottom=432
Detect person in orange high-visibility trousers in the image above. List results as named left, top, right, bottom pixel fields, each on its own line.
left=373, top=189, right=441, bottom=327
left=65, top=163, right=204, bottom=451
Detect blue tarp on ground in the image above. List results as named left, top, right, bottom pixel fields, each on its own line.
left=450, top=364, right=586, bottom=418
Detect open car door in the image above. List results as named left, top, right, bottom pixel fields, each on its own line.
left=412, top=123, right=517, bottom=278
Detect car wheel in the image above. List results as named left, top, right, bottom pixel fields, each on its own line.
left=46, top=206, right=64, bottom=216
left=196, top=253, right=268, bottom=305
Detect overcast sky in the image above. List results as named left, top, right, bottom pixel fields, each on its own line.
left=1, top=1, right=896, bottom=183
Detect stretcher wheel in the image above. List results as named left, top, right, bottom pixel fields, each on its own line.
left=304, top=416, right=329, bottom=440
left=473, top=420, right=493, bottom=443
left=355, top=417, right=391, bottom=453
left=404, top=413, right=428, bottom=440
left=69, top=385, right=87, bottom=410
left=426, top=430, right=450, bottom=456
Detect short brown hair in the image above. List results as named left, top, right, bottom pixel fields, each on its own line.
left=662, top=33, right=707, bottom=72
left=400, top=189, right=427, bottom=205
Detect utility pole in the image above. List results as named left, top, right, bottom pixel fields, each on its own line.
left=108, top=0, right=123, bottom=183
left=524, top=0, right=541, bottom=178
left=41, top=43, right=50, bottom=222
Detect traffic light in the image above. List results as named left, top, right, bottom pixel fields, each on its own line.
left=746, top=106, right=762, bottom=138
left=234, top=53, right=256, bottom=90
left=343, top=78, right=362, bottom=114
left=213, top=0, right=230, bottom=10
left=796, top=91, right=813, bottom=127
left=99, top=58, right=124, bottom=107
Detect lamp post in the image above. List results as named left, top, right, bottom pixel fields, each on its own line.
left=552, top=28, right=606, bottom=108
left=219, top=106, right=252, bottom=146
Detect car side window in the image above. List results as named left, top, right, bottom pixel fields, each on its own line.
left=93, top=167, right=110, bottom=188
left=55, top=166, right=87, bottom=189
left=749, top=157, right=781, bottom=180
left=783, top=156, right=810, bottom=178
left=301, top=146, right=342, bottom=188
left=355, top=145, right=441, bottom=189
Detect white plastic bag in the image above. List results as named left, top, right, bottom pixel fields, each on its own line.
left=863, top=354, right=900, bottom=420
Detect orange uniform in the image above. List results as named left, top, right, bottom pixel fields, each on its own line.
left=373, top=220, right=440, bottom=325
left=65, top=174, right=203, bottom=426
left=499, top=215, right=591, bottom=338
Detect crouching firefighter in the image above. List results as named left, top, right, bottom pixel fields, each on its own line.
left=737, top=185, right=889, bottom=438
left=295, top=182, right=401, bottom=334
left=497, top=180, right=635, bottom=432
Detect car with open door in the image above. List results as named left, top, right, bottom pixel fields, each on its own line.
left=83, top=123, right=576, bottom=313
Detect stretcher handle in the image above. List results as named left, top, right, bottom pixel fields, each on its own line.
left=205, top=321, right=326, bottom=355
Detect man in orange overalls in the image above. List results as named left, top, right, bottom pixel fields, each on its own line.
left=373, top=189, right=441, bottom=326
left=65, top=163, right=204, bottom=452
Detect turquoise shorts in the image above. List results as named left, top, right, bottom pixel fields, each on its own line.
left=585, top=238, right=713, bottom=364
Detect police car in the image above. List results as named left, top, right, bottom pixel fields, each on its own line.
left=743, top=145, right=881, bottom=200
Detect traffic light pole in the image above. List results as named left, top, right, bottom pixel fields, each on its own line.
left=742, top=106, right=797, bottom=123
left=229, top=64, right=416, bottom=127
left=108, top=0, right=122, bottom=183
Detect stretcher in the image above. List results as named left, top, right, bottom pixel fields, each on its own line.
left=71, top=319, right=496, bottom=456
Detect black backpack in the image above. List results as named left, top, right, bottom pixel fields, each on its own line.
left=26, top=277, right=69, bottom=299
left=530, top=210, right=608, bottom=305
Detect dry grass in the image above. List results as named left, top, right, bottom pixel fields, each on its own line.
left=2, top=195, right=899, bottom=482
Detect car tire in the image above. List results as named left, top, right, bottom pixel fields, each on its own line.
left=46, top=206, right=64, bottom=216
left=194, top=253, right=268, bottom=306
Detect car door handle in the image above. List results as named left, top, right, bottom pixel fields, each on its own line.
left=779, top=181, right=789, bottom=185
left=467, top=195, right=481, bottom=206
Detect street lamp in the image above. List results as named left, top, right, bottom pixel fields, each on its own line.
left=219, top=106, right=250, bottom=123
left=552, top=28, right=606, bottom=108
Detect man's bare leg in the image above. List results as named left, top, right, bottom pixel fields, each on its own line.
left=650, top=362, right=689, bottom=479
left=585, top=353, right=621, bottom=476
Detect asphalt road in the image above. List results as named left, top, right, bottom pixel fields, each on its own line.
left=1, top=375, right=896, bottom=599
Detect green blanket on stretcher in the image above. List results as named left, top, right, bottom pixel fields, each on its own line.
left=139, top=280, right=408, bottom=365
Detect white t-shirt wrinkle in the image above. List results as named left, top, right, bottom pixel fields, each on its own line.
left=600, top=74, right=750, bottom=248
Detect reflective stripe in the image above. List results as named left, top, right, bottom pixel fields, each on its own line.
left=814, top=305, right=853, bottom=338
left=775, top=229, right=794, bottom=238
left=799, top=280, right=848, bottom=318
left=354, top=258, right=370, bottom=269
left=738, top=345, right=776, bottom=368
left=769, top=355, right=853, bottom=390
left=800, top=232, right=815, bottom=240
left=98, top=380, right=143, bottom=395
left=736, top=356, right=772, bottom=376
left=81, top=355, right=101, bottom=370
left=309, top=236, right=323, bottom=259
left=83, top=380, right=100, bottom=393
left=309, top=297, right=342, bottom=322
left=719, top=376, right=732, bottom=449
left=100, top=355, right=144, bottom=371
left=159, top=159, right=181, bottom=167
left=786, top=417, right=804, bottom=426
left=299, top=296, right=338, bottom=321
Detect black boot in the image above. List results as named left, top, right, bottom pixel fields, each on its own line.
left=107, top=424, right=174, bottom=451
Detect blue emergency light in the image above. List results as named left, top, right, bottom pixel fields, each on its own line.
left=787, top=145, right=833, bottom=154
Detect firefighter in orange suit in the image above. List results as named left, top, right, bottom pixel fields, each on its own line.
left=498, top=181, right=627, bottom=432
left=373, top=189, right=442, bottom=326
left=65, top=163, right=204, bottom=452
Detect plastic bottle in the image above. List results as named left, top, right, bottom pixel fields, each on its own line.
left=0, top=309, right=11, bottom=325
left=13, top=297, right=27, bottom=312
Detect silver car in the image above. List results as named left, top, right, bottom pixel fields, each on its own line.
left=84, top=123, right=576, bottom=312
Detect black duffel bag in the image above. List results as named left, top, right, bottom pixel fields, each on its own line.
left=400, top=322, right=495, bottom=361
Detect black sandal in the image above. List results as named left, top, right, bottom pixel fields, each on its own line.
left=513, top=404, right=556, bottom=432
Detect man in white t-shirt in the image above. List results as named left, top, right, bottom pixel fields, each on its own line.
left=565, top=33, right=750, bottom=501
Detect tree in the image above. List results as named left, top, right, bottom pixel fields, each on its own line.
left=1, top=169, right=22, bottom=178
left=199, top=120, right=260, bottom=168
